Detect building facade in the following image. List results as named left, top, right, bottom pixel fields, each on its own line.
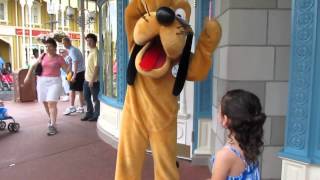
left=0, top=0, right=98, bottom=71
left=96, top=0, right=320, bottom=179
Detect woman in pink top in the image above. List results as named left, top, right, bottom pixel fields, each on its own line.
left=24, top=38, right=69, bottom=136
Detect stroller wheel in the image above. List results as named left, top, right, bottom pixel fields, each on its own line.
left=8, top=123, right=20, bottom=132
left=0, top=121, right=6, bottom=130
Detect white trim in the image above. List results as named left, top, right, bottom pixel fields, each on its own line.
left=281, top=158, right=320, bottom=180
left=194, top=119, right=212, bottom=155
left=98, top=103, right=121, bottom=139
left=0, top=26, right=15, bottom=36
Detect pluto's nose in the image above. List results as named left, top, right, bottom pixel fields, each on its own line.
left=156, top=7, right=175, bottom=26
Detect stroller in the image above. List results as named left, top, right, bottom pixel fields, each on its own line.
left=0, top=71, right=13, bottom=91
left=0, top=106, right=20, bottom=132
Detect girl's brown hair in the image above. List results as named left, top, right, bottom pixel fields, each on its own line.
left=221, top=89, right=266, bottom=164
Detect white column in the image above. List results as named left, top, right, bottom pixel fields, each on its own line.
left=55, top=5, right=59, bottom=31
left=47, top=0, right=55, bottom=32
left=27, top=0, right=33, bottom=65
left=80, top=0, right=85, bottom=60
left=15, top=0, right=19, bottom=69
left=61, top=7, right=65, bottom=32
left=20, top=0, right=26, bottom=67
left=178, top=87, right=190, bottom=119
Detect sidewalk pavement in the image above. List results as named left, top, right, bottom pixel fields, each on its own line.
left=0, top=100, right=211, bottom=180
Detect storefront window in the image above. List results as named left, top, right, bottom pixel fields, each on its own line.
left=0, top=0, right=7, bottom=22
left=101, top=0, right=117, bottom=98
left=31, top=2, right=41, bottom=25
left=25, top=1, right=41, bottom=25
left=0, top=3, right=4, bottom=20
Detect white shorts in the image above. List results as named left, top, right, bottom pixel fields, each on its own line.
left=37, top=76, right=63, bottom=102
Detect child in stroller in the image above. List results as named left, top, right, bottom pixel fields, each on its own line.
left=0, top=65, right=13, bottom=91
left=0, top=101, right=19, bottom=132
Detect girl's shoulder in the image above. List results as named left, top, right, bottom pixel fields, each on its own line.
left=214, top=147, right=238, bottom=167
left=214, top=145, right=246, bottom=170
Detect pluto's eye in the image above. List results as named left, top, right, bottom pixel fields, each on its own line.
left=175, top=8, right=186, bottom=20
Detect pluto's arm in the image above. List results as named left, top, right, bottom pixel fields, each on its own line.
left=187, top=19, right=221, bottom=81
left=125, top=0, right=146, bottom=52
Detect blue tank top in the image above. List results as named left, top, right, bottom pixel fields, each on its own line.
left=210, top=145, right=260, bottom=180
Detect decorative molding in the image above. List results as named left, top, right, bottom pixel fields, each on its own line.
left=280, top=0, right=320, bottom=165
left=286, top=0, right=315, bottom=150
left=313, top=0, right=320, bottom=161
left=116, top=0, right=128, bottom=105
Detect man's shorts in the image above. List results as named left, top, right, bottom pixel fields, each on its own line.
left=69, top=71, right=85, bottom=91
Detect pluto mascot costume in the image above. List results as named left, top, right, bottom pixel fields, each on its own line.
left=115, top=0, right=221, bottom=179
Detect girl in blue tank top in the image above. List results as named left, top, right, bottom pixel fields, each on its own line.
left=209, top=89, right=266, bottom=180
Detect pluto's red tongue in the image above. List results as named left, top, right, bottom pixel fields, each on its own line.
left=140, top=39, right=166, bottom=71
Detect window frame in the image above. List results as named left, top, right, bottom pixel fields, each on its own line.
left=192, top=0, right=214, bottom=153
left=32, top=1, right=41, bottom=25
left=0, top=0, right=8, bottom=23
left=61, top=10, right=70, bottom=30
left=98, top=0, right=128, bottom=108
left=25, top=1, right=42, bottom=26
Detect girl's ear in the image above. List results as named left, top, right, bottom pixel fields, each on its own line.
left=221, top=115, right=230, bottom=129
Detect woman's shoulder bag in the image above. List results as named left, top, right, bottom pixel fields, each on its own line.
left=34, top=53, right=46, bottom=76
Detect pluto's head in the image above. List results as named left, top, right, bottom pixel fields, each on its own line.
left=125, top=0, right=193, bottom=95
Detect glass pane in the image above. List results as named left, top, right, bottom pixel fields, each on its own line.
left=101, top=1, right=117, bottom=98
left=0, top=4, right=4, bottom=20
left=32, top=5, right=38, bottom=24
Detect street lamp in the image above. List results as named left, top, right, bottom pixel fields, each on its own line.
left=46, top=0, right=59, bottom=32
left=19, top=0, right=27, bottom=66
left=27, top=0, right=33, bottom=66
left=66, top=6, right=75, bottom=19
left=86, top=10, right=96, bottom=24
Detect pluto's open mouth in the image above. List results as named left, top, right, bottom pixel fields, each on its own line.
left=139, top=36, right=166, bottom=71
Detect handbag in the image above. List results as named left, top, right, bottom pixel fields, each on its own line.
left=66, top=71, right=73, bottom=82
left=34, top=53, right=46, bottom=76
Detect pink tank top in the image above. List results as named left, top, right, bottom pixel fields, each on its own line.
left=40, top=54, right=66, bottom=77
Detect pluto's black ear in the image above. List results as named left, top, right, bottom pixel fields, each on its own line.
left=172, top=33, right=193, bottom=96
left=127, top=44, right=143, bottom=85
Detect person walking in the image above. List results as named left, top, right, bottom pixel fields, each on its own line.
left=59, top=49, right=72, bottom=101
left=62, top=37, right=86, bottom=115
left=81, top=33, right=100, bottom=121
left=24, top=38, right=69, bottom=136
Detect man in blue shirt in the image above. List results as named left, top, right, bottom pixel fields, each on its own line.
left=62, top=37, right=86, bottom=115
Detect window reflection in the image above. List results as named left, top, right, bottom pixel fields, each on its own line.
left=0, top=3, right=5, bottom=20
left=102, top=0, right=117, bottom=98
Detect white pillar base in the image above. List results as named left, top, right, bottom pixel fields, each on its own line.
left=281, top=158, right=320, bottom=180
